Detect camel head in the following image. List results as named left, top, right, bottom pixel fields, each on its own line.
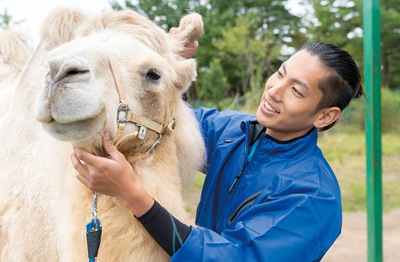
left=34, top=10, right=203, bottom=155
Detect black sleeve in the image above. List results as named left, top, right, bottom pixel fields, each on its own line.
left=135, top=200, right=192, bottom=256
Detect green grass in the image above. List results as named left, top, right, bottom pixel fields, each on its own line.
left=318, top=132, right=400, bottom=213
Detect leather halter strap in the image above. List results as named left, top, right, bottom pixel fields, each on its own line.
left=106, top=54, right=175, bottom=149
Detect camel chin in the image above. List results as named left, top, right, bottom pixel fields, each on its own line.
left=41, top=111, right=106, bottom=142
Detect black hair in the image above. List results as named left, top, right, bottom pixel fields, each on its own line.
left=298, top=43, right=364, bottom=131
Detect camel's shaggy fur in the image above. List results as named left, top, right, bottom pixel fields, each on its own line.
left=0, top=8, right=205, bottom=262
left=0, top=28, right=32, bottom=117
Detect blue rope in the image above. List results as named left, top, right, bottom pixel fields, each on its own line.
left=168, top=212, right=183, bottom=254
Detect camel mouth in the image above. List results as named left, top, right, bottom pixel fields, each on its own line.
left=51, top=106, right=105, bottom=125
left=42, top=110, right=107, bottom=142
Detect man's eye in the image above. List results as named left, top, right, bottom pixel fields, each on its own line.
left=276, top=70, right=283, bottom=77
left=292, top=87, right=304, bottom=97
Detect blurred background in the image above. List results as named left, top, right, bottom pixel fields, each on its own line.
left=1, top=0, right=399, bottom=260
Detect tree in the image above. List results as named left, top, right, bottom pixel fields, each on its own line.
left=213, top=15, right=270, bottom=98
left=380, top=0, right=400, bottom=87
left=305, top=0, right=400, bottom=89
left=197, top=58, right=231, bottom=110
left=303, top=0, right=363, bottom=69
left=0, top=8, right=25, bottom=29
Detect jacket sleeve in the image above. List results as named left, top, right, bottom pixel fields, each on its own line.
left=171, top=175, right=341, bottom=262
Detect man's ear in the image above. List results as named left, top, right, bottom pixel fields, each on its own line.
left=313, top=107, right=341, bottom=129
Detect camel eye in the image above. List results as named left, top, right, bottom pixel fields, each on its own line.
left=146, top=69, right=161, bottom=80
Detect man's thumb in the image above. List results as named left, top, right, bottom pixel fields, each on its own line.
left=102, top=132, right=119, bottom=158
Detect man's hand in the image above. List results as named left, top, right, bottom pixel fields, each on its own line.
left=169, top=27, right=199, bottom=59
left=70, top=133, right=154, bottom=217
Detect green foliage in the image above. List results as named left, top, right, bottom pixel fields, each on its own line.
left=305, top=0, right=400, bottom=89
left=337, top=88, right=400, bottom=133
left=213, top=15, right=268, bottom=98
left=380, top=0, right=400, bottom=87
left=0, top=8, right=25, bottom=29
left=0, top=8, right=12, bottom=29
left=198, top=58, right=231, bottom=110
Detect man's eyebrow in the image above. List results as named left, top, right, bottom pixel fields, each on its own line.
left=293, top=79, right=310, bottom=91
left=282, top=62, right=309, bottom=91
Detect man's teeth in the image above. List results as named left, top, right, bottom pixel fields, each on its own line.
left=264, top=101, right=278, bottom=113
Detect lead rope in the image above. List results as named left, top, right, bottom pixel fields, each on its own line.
left=86, top=192, right=102, bottom=262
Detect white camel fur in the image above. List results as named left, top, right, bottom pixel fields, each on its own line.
left=0, top=8, right=205, bottom=261
left=0, top=28, right=32, bottom=117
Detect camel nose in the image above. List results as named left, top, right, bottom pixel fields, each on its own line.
left=48, top=55, right=90, bottom=83
left=48, top=56, right=62, bottom=81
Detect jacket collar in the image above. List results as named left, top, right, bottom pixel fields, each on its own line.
left=241, top=121, right=318, bottom=158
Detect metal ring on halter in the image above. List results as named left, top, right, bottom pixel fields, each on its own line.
left=117, top=102, right=129, bottom=126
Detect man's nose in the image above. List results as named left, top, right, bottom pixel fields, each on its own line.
left=267, top=82, right=284, bottom=102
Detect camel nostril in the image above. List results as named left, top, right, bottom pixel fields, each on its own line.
left=48, top=56, right=90, bottom=82
left=66, top=70, right=80, bottom=75
left=65, top=69, right=89, bottom=77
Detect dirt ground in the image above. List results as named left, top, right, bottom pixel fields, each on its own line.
left=323, top=210, right=400, bottom=261
left=185, top=190, right=399, bottom=261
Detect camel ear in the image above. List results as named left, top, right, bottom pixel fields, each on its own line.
left=174, top=59, right=197, bottom=92
left=179, top=12, right=204, bottom=44
left=172, top=13, right=202, bottom=92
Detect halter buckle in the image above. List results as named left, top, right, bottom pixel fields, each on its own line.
left=117, top=102, right=129, bottom=126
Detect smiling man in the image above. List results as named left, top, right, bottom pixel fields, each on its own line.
left=257, top=49, right=340, bottom=141
left=72, top=42, right=364, bottom=261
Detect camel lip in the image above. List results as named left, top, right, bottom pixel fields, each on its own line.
left=50, top=107, right=105, bottom=125
left=42, top=116, right=103, bottom=142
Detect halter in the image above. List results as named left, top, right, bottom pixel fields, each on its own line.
left=107, top=54, right=175, bottom=153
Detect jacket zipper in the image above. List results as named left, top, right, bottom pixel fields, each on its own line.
left=228, top=190, right=262, bottom=224
left=228, top=134, right=263, bottom=193
left=228, top=168, right=245, bottom=193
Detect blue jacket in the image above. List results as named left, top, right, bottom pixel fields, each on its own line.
left=172, top=108, right=342, bottom=262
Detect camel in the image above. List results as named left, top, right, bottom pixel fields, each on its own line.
left=0, top=28, right=32, bottom=117
left=0, top=8, right=205, bottom=262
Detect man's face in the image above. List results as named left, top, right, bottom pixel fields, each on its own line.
left=256, top=50, right=328, bottom=141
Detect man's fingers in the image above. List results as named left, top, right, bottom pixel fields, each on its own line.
left=180, top=40, right=199, bottom=59
left=75, top=169, right=92, bottom=190
left=70, top=149, right=89, bottom=175
left=169, top=27, right=180, bottom=35
left=71, top=150, right=95, bottom=189
left=102, top=133, right=121, bottom=160
left=73, top=146, right=104, bottom=167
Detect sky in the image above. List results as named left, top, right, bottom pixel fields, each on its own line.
left=0, top=0, right=303, bottom=47
left=0, top=0, right=124, bottom=46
